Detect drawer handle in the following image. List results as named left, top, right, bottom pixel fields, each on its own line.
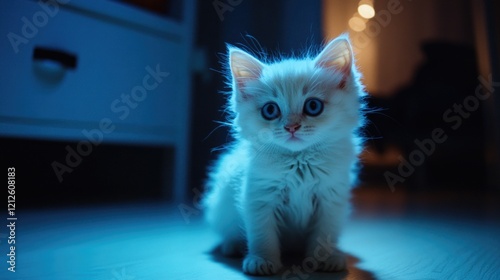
left=33, top=47, right=77, bottom=70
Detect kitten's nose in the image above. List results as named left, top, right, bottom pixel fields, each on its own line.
left=284, top=123, right=301, bottom=133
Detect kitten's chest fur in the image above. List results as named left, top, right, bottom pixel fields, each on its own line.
left=252, top=147, right=341, bottom=230
left=278, top=157, right=321, bottom=229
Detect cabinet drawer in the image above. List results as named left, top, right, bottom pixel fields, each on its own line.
left=0, top=0, right=183, bottom=136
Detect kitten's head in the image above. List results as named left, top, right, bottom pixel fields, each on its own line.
left=227, top=35, right=364, bottom=152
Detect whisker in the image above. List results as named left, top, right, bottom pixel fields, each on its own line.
left=203, top=121, right=232, bottom=142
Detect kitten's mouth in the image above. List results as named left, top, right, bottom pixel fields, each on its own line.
left=286, top=135, right=302, bottom=142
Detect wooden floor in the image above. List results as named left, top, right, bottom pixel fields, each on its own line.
left=2, top=187, right=500, bottom=280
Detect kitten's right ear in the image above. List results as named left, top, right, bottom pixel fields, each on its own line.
left=229, top=48, right=264, bottom=99
left=314, top=35, right=353, bottom=89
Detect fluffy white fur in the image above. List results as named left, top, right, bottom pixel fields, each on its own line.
left=204, top=35, right=365, bottom=275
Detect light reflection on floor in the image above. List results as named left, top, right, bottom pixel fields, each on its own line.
left=2, top=196, right=500, bottom=280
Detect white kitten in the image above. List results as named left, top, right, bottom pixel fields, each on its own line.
left=203, top=34, right=366, bottom=275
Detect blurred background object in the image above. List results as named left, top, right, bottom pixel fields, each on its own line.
left=322, top=0, right=500, bottom=193
left=0, top=0, right=195, bottom=206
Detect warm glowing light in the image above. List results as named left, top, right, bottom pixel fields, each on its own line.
left=348, top=16, right=366, bottom=32
left=358, top=4, right=375, bottom=19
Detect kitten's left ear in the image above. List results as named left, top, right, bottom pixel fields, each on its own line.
left=229, top=48, right=265, bottom=99
left=314, top=36, right=353, bottom=89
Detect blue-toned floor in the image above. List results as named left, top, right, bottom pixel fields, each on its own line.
left=2, top=190, right=500, bottom=280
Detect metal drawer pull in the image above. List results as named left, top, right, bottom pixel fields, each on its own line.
left=33, top=47, right=77, bottom=69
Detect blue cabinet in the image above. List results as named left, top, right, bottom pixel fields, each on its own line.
left=0, top=0, right=195, bottom=202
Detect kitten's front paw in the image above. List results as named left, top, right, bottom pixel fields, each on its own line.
left=317, top=253, right=346, bottom=272
left=242, top=255, right=282, bottom=275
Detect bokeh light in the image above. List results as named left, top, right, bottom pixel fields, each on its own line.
left=349, top=16, right=366, bottom=32
left=358, top=4, right=375, bottom=19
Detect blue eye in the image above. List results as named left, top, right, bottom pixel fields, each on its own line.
left=261, top=102, right=280, bottom=120
left=303, top=98, right=324, bottom=117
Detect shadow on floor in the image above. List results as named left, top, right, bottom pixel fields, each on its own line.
left=208, top=245, right=377, bottom=280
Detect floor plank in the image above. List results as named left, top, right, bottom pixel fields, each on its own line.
left=1, top=189, right=499, bottom=280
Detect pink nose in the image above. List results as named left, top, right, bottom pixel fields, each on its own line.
left=284, top=123, right=301, bottom=133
